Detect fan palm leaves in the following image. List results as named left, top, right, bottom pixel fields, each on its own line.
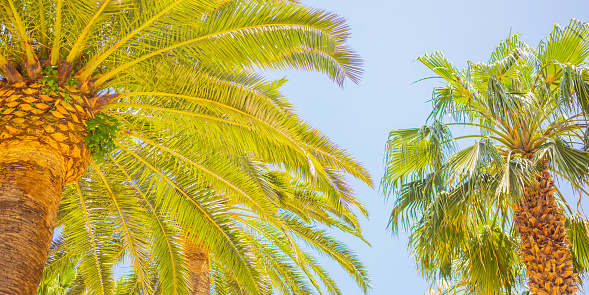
left=0, top=0, right=370, bottom=293
left=382, top=19, right=589, bottom=295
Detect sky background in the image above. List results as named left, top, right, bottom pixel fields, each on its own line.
left=266, top=1, right=589, bottom=294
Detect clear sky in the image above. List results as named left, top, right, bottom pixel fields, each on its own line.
left=266, top=0, right=589, bottom=294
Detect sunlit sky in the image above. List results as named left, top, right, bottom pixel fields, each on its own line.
left=266, top=0, right=589, bottom=294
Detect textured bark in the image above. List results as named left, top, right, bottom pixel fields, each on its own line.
left=0, top=63, right=23, bottom=83
left=514, top=169, right=578, bottom=295
left=23, top=55, right=41, bottom=81
left=0, top=82, right=91, bottom=294
left=0, top=82, right=92, bottom=183
left=185, top=240, right=210, bottom=295
left=0, top=143, right=66, bottom=295
left=57, top=61, right=73, bottom=84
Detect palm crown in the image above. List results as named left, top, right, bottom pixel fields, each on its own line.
left=382, top=20, right=589, bottom=294
left=0, top=0, right=371, bottom=294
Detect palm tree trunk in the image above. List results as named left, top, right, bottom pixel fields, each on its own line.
left=0, top=82, right=91, bottom=294
left=514, top=169, right=578, bottom=295
left=0, top=143, right=66, bottom=295
left=185, top=240, right=210, bottom=295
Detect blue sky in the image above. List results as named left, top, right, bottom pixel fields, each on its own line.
left=267, top=0, right=589, bottom=294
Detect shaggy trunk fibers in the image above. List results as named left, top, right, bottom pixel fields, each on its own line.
left=514, top=169, right=577, bottom=295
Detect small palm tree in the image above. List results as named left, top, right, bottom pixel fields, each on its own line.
left=383, top=20, right=589, bottom=295
left=0, top=0, right=370, bottom=293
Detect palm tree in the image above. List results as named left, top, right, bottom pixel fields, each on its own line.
left=382, top=20, right=589, bottom=295
left=0, top=0, right=369, bottom=293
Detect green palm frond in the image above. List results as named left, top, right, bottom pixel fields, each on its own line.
left=455, top=223, right=523, bottom=295
left=57, top=179, right=119, bottom=294
left=566, top=216, right=589, bottom=279
left=382, top=121, right=453, bottom=195
left=37, top=236, right=81, bottom=295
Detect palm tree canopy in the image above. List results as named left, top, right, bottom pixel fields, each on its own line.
left=382, top=19, right=589, bottom=294
left=41, top=167, right=371, bottom=295
left=0, top=0, right=371, bottom=294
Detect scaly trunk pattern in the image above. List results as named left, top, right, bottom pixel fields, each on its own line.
left=0, top=82, right=91, bottom=294
left=185, top=240, right=210, bottom=295
left=514, top=169, right=577, bottom=295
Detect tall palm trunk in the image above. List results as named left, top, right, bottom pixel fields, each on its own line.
left=0, top=82, right=90, bottom=294
left=0, top=143, right=65, bottom=294
left=514, top=169, right=577, bottom=295
left=185, top=240, right=210, bottom=295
